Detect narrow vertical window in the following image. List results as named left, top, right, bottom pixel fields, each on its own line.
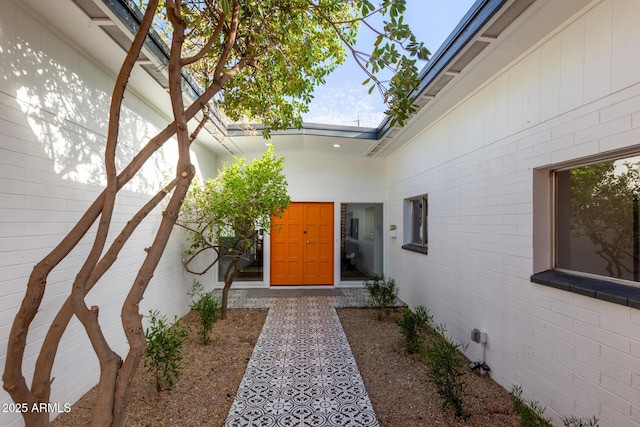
left=340, top=203, right=384, bottom=280
left=403, top=194, right=428, bottom=254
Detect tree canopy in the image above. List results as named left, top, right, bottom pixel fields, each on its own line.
left=177, top=145, right=290, bottom=318
left=148, top=0, right=429, bottom=131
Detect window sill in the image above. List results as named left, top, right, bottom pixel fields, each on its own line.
left=402, top=244, right=428, bottom=255
left=531, top=270, right=640, bottom=309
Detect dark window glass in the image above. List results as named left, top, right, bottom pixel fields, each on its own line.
left=340, top=203, right=384, bottom=281
left=556, top=156, right=640, bottom=282
left=217, top=231, right=263, bottom=282
left=410, top=195, right=428, bottom=246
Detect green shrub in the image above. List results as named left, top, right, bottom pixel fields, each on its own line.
left=396, top=305, right=432, bottom=353
left=511, top=385, right=552, bottom=427
left=144, top=310, right=189, bottom=391
left=188, top=279, right=221, bottom=345
left=423, top=324, right=468, bottom=417
left=560, top=415, right=600, bottom=427
left=364, top=275, right=398, bottom=319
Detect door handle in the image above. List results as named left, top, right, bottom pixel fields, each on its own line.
left=306, top=240, right=310, bottom=243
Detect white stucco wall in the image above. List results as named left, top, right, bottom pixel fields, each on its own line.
left=0, top=2, right=217, bottom=425
left=216, top=148, right=386, bottom=203
left=386, top=0, right=640, bottom=425
left=278, top=150, right=386, bottom=203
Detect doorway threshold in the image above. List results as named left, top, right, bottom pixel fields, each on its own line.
left=245, top=288, right=344, bottom=298
left=212, top=288, right=405, bottom=309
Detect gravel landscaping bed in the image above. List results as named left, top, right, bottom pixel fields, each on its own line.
left=53, top=305, right=519, bottom=426
left=338, top=307, right=519, bottom=426
left=52, top=309, right=267, bottom=427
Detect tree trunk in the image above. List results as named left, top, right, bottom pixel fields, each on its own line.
left=221, top=282, right=231, bottom=320
left=110, top=5, right=194, bottom=424
left=221, top=255, right=242, bottom=320
left=30, top=178, right=178, bottom=409
left=3, top=0, right=244, bottom=424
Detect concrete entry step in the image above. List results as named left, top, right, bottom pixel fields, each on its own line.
left=211, top=288, right=406, bottom=310
left=244, top=288, right=345, bottom=298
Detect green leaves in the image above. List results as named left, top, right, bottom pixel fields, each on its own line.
left=177, top=144, right=290, bottom=267
left=567, top=159, right=640, bottom=278
left=511, top=385, right=552, bottom=427
left=177, top=145, right=290, bottom=317
left=423, top=324, right=468, bottom=418
left=150, top=0, right=429, bottom=134
left=396, top=305, right=433, bottom=354
left=144, top=310, right=189, bottom=391
left=364, top=275, right=398, bottom=319
left=220, top=0, right=232, bottom=17
left=187, top=279, right=220, bottom=345
left=359, top=0, right=375, bottom=16
left=349, top=0, right=430, bottom=127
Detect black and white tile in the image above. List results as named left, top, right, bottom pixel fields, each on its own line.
left=212, top=288, right=404, bottom=310
left=224, top=297, right=379, bottom=427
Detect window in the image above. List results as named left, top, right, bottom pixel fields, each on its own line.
left=217, top=230, right=264, bottom=282
left=555, top=155, right=640, bottom=283
left=403, top=194, right=428, bottom=254
left=340, top=203, right=384, bottom=281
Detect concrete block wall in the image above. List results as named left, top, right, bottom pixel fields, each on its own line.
left=0, top=1, right=215, bottom=425
left=386, top=0, right=640, bottom=425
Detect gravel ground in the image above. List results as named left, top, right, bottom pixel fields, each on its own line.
left=52, top=306, right=519, bottom=426
left=52, top=309, right=268, bottom=427
left=338, top=308, right=519, bottom=426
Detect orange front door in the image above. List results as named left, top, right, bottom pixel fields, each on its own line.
left=271, top=202, right=334, bottom=285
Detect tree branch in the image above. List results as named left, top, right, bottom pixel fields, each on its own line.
left=214, top=1, right=240, bottom=80
left=181, top=15, right=224, bottom=66
left=30, top=178, right=179, bottom=404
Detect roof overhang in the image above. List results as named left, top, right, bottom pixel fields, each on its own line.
left=20, top=0, right=228, bottom=153
left=225, top=122, right=379, bottom=157
left=370, top=0, right=593, bottom=157
left=18, top=0, right=594, bottom=158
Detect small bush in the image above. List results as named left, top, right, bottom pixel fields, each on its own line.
left=188, top=279, right=221, bottom=345
left=396, top=305, right=432, bottom=353
left=560, top=415, right=600, bottom=427
left=511, top=385, right=552, bottom=427
left=423, top=324, right=468, bottom=417
left=144, top=310, right=189, bottom=391
left=364, top=275, right=398, bottom=319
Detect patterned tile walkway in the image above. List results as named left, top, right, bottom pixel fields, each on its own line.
left=224, top=296, right=379, bottom=427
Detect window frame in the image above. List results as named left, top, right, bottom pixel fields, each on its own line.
left=402, top=194, right=428, bottom=255
left=531, top=152, right=640, bottom=309
left=553, top=156, right=640, bottom=285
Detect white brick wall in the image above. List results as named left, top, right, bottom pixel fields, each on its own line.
left=0, top=2, right=216, bottom=425
left=386, top=0, right=640, bottom=425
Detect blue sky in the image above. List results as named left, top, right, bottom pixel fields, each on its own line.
left=303, top=0, right=477, bottom=127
